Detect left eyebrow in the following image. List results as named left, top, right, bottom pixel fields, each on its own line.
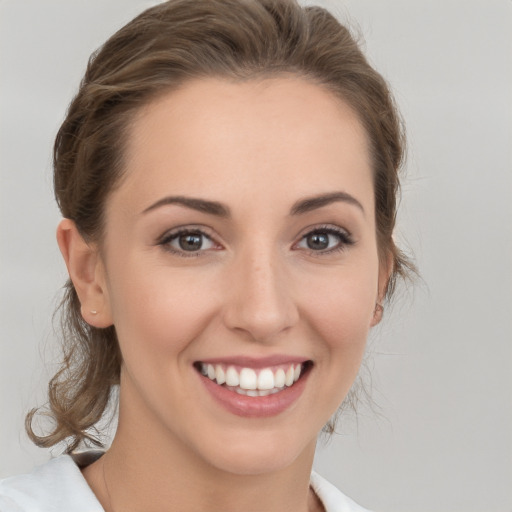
left=141, top=196, right=231, bottom=217
left=289, top=191, right=365, bottom=216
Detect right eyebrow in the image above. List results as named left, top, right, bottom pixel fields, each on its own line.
left=141, top=196, right=231, bottom=217
left=289, top=191, right=365, bottom=217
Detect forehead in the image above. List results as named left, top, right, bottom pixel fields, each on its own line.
left=113, top=76, right=373, bottom=215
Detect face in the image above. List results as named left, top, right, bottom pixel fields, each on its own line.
left=93, top=77, right=386, bottom=475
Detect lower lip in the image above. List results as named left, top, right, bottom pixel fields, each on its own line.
left=198, top=369, right=310, bottom=418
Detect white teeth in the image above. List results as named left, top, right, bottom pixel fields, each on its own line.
left=200, top=362, right=307, bottom=394
left=232, top=387, right=285, bottom=396
left=239, top=368, right=257, bottom=390
left=274, top=368, right=286, bottom=388
left=215, top=365, right=226, bottom=385
left=257, top=368, right=275, bottom=390
left=225, top=366, right=239, bottom=387
left=285, top=366, right=294, bottom=386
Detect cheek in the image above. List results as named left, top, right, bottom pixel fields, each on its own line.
left=292, top=265, right=378, bottom=424
left=106, top=264, right=217, bottom=360
left=299, top=263, right=378, bottom=350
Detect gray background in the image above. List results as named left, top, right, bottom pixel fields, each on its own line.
left=1, top=1, right=511, bottom=511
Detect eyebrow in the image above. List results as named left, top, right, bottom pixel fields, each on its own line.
left=142, top=191, right=364, bottom=218
left=290, top=191, right=365, bottom=216
left=142, top=196, right=231, bottom=217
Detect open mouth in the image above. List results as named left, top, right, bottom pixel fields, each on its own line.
left=193, top=361, right=313, bottom=397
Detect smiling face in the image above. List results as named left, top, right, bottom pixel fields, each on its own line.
left=91, top=77, right=386, bottom=475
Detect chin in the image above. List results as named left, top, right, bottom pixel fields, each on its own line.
left=196, top=427, right=317, bottom=476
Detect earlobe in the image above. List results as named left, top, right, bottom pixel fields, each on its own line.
left=370, top=251, right=394, bottom=327
left=56, top=219, right=113, bottom=328
left=370, top=302, right=384, bottom=326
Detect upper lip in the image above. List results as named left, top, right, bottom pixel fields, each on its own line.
left=195, top=355, right=310, bottom=369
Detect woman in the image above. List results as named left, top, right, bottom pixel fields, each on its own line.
left=0, top=0, right=413, bottom=510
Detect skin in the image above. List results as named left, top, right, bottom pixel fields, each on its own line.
left=58, top=77, right=390, bottom=512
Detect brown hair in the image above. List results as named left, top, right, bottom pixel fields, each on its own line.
left=26, top=0, right=414, bottom=451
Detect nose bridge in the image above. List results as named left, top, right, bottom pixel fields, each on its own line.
left=223, top=240, right=298, bottom=342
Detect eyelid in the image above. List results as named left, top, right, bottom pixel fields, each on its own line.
left=157, top=224, right=215, bottom=242
left=292, top=223, right=355, bottom=254
left=157, top=225, right=223, bottom=256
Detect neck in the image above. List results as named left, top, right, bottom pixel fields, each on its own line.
left=84, top=389, right=321, bottom=512
left=103, top=433, right=318, bottom=512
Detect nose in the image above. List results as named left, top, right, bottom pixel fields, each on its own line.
left=222, top=248, right=299, bottom=343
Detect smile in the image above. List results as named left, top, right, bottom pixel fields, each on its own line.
left=195, top=362, right=307, bottom=397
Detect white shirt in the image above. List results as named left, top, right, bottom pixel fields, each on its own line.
left=0, top=453, right=371, bottom=512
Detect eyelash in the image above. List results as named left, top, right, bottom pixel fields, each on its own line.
left=295, top=225, right=355, bottom=256
left=157, top=224, right=354, bottom=258
left=158, top=226, right=220, bottom=258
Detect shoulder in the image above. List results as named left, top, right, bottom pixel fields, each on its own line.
left=0, top=453, right=104, bottom=512
left=311, top=472, right=373, bottom=512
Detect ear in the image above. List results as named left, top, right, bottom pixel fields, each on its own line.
left=370, top=251, right=394, bottom=327
left=56, top=219, right=113, bottom=328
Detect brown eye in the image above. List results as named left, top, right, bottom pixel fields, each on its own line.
left=306, top=233, right=330, bottom=250
left=178, top=233, right=204, bottom=251
left=160, top=229, right=217, bottom=255
left=296, top=227, right=354, bottom=254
